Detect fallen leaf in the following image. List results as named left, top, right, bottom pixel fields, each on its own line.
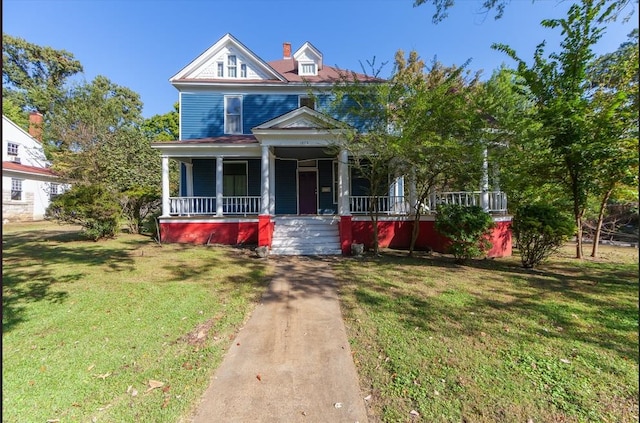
left=161, top=396, right=170, bottom=408
left=146, top=379, right=164, bottom=393
left=95, top=372, right=111, bottom=380
left=256, top=374, right=262, bottom=381
left=87, top=364, right=95, bottom=371
left=410, top=410, right=420, bottom=417
left=364, top=394, right=372, bottom=401
left=162, top=385, right=171, bottom=393
left=334, top=402, right=343, bottom=408
left=560, top=358, right=571, bottom=364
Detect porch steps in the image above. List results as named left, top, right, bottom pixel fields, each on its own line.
left=270, top=216, right=342, bottom=256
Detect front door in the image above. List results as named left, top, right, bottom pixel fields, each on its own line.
left=298, top=171, right=317, bottom=214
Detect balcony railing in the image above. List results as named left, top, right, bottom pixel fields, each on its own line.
left=349, top=191, right=507, bottom=215
left=169, top=196, right=261, bottom=216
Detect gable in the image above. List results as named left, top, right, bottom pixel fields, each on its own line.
left=253, top=107, right=345, bottom=131
left=170, top=33, right=286, bottom=83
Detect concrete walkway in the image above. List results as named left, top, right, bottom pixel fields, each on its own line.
left=191, top=256, right=369, bottom=423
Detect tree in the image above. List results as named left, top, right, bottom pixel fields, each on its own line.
left=435, top=204, right=495, bottom=264
left=392, top=51, right=485, bottom=256
left=328, top=61, right=403, bottom=254
left=142, top=102, right=179, bottom=141
left=585, top=30, right=639, bottom=257
left=2, top=33, right=83, bottom=114
left=412, top=0, right=633, bottom=24
left=47, top=75, right=161, bottom=234
left=492, top=0, right=618, bottom=259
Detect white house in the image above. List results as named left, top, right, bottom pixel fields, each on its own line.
left=2, top=113, right=65, bottom=222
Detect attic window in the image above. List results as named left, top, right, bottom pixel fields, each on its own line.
left=7, top=142, right=19, bottom=156
left=299, top=96, right=315, bottom=110
left=240, top=64, right=247, bottom=78
left=217, top=62, right=224, bottom=78
left=299, top=62, right=317, bottom=76
left=228, top=55, right=237, bottom=78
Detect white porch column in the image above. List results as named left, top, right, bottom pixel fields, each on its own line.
left=161, top=155, right=170, bottom=217
left=260, top=145, right=270, bottom=215
left=184, top=162, right=194, bottom=196
left=338, top=149, right=350, bottom=215
left=269, top=150, right=276, bottom=215
left=480, top=147, right=489, bottom=211
left=216, top=156, right=223, bottom=216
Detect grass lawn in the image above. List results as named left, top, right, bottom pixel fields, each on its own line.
left=2, top=222, right=271, bottom=423
left=336, top=245, right=639, bottom=422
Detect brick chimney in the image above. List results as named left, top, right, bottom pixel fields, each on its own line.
left=283, top=42, right=291, bottom=60
left=28, top=111, right=43, bottom=142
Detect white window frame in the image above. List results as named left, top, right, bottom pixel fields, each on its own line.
left=299, top=95, right=315, bottom=110
left=227, top=55, right=237, bottom=78
left=11, top=178, right=23, bottom=201
left=299, top=62, right=317, bottom=76
left=224, top=95, right=243, bottom=134
left=217, top=62, right=224, bottom=78
left=7, top=142, right=19, bottom=156
left=240, top=63, right=247, bottom=78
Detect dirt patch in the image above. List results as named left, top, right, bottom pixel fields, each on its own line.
left=180, top=316, right=220, bottom=347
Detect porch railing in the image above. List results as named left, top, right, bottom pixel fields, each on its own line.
left=349, top=196, right=411, bottom=215
left=349, top=191, right=507, bottom=215
left=169, top=196, right=261, bottom=216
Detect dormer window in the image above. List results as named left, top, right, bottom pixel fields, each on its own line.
left=299, top=62, right=317, bottom=76
left=228, top=55, right=237, bottom=77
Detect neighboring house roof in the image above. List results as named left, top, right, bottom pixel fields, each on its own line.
left=2, top=161, right=58, bottom=179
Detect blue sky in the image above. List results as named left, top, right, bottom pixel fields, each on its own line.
left=3, top=0, right=637, bottom=118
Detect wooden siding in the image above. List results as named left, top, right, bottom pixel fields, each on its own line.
left=244, top=94, right=299, bottom=130
left=192, top=159, right=216, bottom=196
left=247, top=159, right=261, bottom=196
left=318, top=159, right=336, bottom=213
left=275, top=159, right=297, bottom=214
left=181, top=93, right=224, bottom=138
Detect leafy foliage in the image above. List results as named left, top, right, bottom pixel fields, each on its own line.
left=512, top=204, right=576, bottom=268
left=46, top=184, right=122, bottom=240
left=435, top=204, right=495, bottom=263
left=142, top=102, right=179, bottom=141
left=2, top=33, right=83, bottom=114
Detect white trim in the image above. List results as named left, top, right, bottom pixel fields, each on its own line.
left=224, top=95, right=243, bottom=134
left=157, top=217, right=259, bottom=224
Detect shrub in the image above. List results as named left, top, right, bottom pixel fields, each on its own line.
left=512, top=204, right=575, bottom=268
left=46, top=184, right=122, bottom=240
left=435, top=204, right=495, bottom=264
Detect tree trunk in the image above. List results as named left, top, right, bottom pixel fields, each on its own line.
left=409, top=209, right=421, bottom=257
left=591, top=188, right=613, bottom=258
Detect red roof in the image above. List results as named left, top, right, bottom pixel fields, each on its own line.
left=268, top=60, right=379, bottom=83
left=2, top=161, right=58, bottom=177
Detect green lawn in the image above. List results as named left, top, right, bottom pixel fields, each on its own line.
left=2, top=222, right=271, bottom=423
left=336, top=246, right=639, bottom=422
left=3, top=223, right=638, bottom=422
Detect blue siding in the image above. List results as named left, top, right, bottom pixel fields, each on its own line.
left=247, top=159, right=261, bottom=196
left=318, top=159, right=336, bottom=213
left=181, top=93, right=224, bottom=139
left=244, top=94, right=299, bottom=129
left=275, top=159, right=297, bottom=214
left=192, top=159, right=216, bottom=196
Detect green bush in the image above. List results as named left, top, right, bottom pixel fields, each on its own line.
left=435, top=204, right=495, bottom=264
left=512, top=204, right=575, bottom=268
left=46, top=184, right=122, bottom=240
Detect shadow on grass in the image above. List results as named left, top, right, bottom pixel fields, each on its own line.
left=337, top=249, right=639, bottom=362
left=2, top=228, right=137, bottom=333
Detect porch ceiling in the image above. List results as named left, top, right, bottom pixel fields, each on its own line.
left=274, top=147, right=335, bottom=160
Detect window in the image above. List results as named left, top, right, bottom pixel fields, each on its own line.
left=50, top=183, right=60, bottom=200
left=11, top=179, right=22, bottom=201
left=7, top=142, right=18, bottom=156
left=240, top=64, right=247, bottom=78
left=217, top=62, right=224, bottom=77
left=227, top=55, right=237, bottom=78
left=299, top=62, right=316, bottom=76
left=224, top=96, right=242, bottom=134
left=223, top=162, right=247, bottom=196
left=299, top=96, right=315, bottom=110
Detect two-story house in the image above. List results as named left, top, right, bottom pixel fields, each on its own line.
left=152, top=33, right=512, bottom=256
left=2, top=113, right=65, bottom=222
